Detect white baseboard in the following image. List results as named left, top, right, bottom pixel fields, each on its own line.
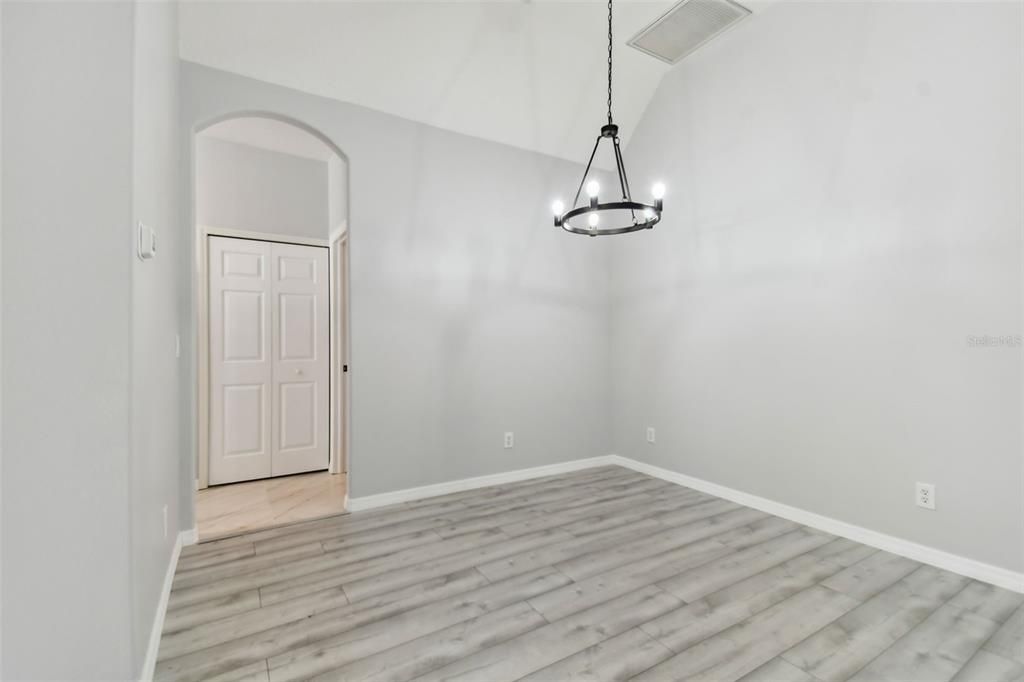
left=347, top=456, right=617, bottom=511
left=139, top=529, right=193, bottom=681
left=609, top=454, right=1024, bottom=594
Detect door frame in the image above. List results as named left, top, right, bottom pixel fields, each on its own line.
left=329, top=225, right=350, bottom=475
left=196, top=225, right=339, bottom=489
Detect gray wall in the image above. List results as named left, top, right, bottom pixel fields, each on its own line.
left=328, top=153, right=348, bottom=235
left=196, top=135, right=330, bottom=239
left=2, top=1, right=182, bottom=678
left=611, top=1, right=1023, bottom=572
left=0, top=3, right=5, bottom=671
left=2, top=2, right=136, bottom=678
left=131, top=0, right=182, bottom=670
left=181, top=62, right=612, bottom=513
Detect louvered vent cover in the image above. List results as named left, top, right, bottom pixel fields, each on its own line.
left=628, top=0, right=751, bottom=64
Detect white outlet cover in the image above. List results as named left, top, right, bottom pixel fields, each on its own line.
left=503, top=432, right=514, bottom=449
left=646, top=427, right=656, bottom=444
left=916, top=482, right=936, bottom=510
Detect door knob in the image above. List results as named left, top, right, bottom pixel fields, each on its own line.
left=295, top=369, right=303, bottom=376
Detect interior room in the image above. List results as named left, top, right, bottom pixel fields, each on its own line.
left=1, top=1, right=1022, bottom=680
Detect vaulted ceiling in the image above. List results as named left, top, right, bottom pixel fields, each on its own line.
left=178, top=1, right=679, bottom=165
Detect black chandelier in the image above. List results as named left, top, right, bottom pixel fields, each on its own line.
left=552, top=0, right=664, bottom=236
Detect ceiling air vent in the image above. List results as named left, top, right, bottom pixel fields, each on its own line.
left=627, top=0, right=751, bottom=65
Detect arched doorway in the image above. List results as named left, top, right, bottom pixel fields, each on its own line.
left=192, top=114, right=350, bottom=541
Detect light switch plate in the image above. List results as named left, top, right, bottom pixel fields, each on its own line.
left=137, top=221, right=156, bottom=260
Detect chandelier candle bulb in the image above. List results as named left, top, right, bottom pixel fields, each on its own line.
left=547, top=0, right=664, bottom=236
left=652, top=182, right=666, bottom=199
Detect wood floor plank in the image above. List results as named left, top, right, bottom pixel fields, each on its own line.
left=155, top=568, right=492, bottom=680
left=259, top=528, right=511, bottom=606
left=948, top=581, right=1024, bottom=624
left=493, top=483, right=683, bottom=538
left=201, top=660, right=270, bottom=682
left=781, top=565, right=971, bottom=682
left=517, top=627, right=675, bottom=682
left=474, top=498, right=735, bottom=585
left=952, top=649, right=1024, bottom=682
left=806, top=537, right=878, bottom=567
left=556, top=507, right=768, bottom=581
left=251, top=513, right=452, bottom=558
left=172, top=528, right=501, bottom=609
left=307, top=601, right=548, bottom=682
left=476, top=515, right=665, bottom=583
left=716, top=516, right=801, bottom=548
left=529, top=537, right=730, bottom=623
left=528, top=516, right=801, bottom=623
left=655, top=527, right=833, bottom=603
left=406, top=467, right=645, bottom=514
left=847, top=591, right=1004, bottom=682
left=432, top=478, right=674, bottom=540
left=162, top=590, right=262, bottom=636
left=632, top=586, right=859, bottom=682
left=340, top=527, right=574, bottom=604
left=411, top=585, right=684, bottom=682
left=985, top=603, right=1024, bottom=664
left=641, top=548, right=851, bottom=654
left=159, top=584, right=350, bottom=661
left=172, top=541, right=327, bottom=590
left=265, top=568, right=571, bottom=681
left=558, top=493, right=727, bottom=537
left=820, top=549, right=922, bottom=601
left=176, top=543, right=256, bottom=572
left=158, top=466, right=1024, bottom=682
left=737, top=657, right=818, bottom=682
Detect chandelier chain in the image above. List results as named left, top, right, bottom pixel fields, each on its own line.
left=607, top=0, right=613, bottom=125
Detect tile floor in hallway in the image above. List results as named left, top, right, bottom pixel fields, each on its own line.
left=196, top=470, right=347, bottom=541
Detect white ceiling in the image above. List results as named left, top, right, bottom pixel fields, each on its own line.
left=178, top=1, right=678, bottom=166
left=201, top=116, right=340, bottom=161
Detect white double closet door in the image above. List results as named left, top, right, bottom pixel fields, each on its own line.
left=209, top=236, right=330, bottom=486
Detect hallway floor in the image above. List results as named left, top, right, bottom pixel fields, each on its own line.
left=196, top=471, right=347, bottom=541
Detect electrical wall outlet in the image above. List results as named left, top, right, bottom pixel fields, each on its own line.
left=646, top=427, right=656, bottom=444
left=163, top=504, right=169, bottom=539
left=504, top=432, right=514, bottom=449
left=915, top=482, right=936, bottom=510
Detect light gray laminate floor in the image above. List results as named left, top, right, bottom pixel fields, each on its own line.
left=157, top=466, right=1024, bottom=682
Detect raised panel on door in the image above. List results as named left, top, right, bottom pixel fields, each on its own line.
left=208, top=236, right=273, bottom=485
left=271, top=242, right=330, bottom=476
